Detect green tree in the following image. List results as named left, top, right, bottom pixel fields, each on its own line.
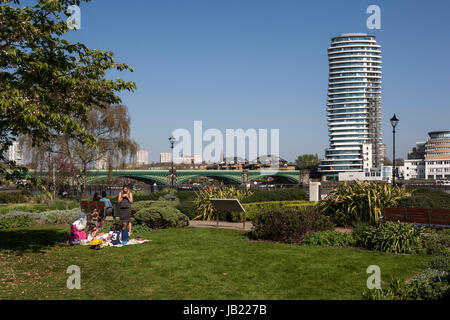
left=0, top=0, right=136, bottom=186
left=295, top=154, right=320, bottom=171
left=20, top=104, right=139, bottom=193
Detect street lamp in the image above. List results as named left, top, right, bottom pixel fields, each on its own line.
left=168, top=136, right=176, bottom=187
left=390, top=114, right=399, bottom=186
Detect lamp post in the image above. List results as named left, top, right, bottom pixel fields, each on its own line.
left=169, top=136, right=176, bottom=187
left=390, top=114, right=399, bottom=186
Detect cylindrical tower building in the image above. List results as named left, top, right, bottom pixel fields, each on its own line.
left=319, top=33, right=383, bottom=180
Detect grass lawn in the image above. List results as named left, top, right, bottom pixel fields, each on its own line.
left=0, top=225, right=432, bottom=300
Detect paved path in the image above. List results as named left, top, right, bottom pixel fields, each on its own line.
left=188, top=220, right=353, bottom=234
left=189, top=220, right=252, bottom=231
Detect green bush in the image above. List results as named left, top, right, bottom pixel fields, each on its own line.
left=0, top=200, right=79, bottom=215
left=241, top=189, right=308, bottom=203
left=362, top=277, right=415, bottom=300
left=176, top=201, right=197, bottom=219
left=302, top=230, right=355, bottom=247
left=428, top=256, right=450, bottom=273
left=134, top=206, right=189, bottom=229
left=363, top=270, right=450, bottom=300
left=0, top=215, right=33, bottom=229
left=131, top=200, right=157, bottom=214
left=132, top=190, right=196, bottom=202
left=157, top=190, right=179, bottom=202
left=351, top=220, right=373, bottom=247
left=407, top=268, right=449, bottom=300
left=0, top=192, right=29, bottom=204
left=0, top=208, right=83, bottom=228
left=413, top=229, right=450, bottom=256
left=397, top=188, right=450, bottom=209
left=131, top=199, right=179, bottom=214
left=361, top=222, right=423, bottom=254
left=232, top=200, right=316, bottom=222
left=249, top=209, right=334, bottom=244
left=317, top=181, right=411, bottom=226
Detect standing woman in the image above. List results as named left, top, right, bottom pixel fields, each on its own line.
left=118, top=185, right=133, bottom=236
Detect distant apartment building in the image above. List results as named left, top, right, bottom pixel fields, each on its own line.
left=425, top=130, right=450, bottom=180
left=7, top=141, right=24, bottom=165
left=136, top=149, right=149, bottom=165
left=402, top=142, right=426, bottom=180
left=160, top=152, right=172, bottom=163
left=338, top=165, right=393, bottom=182
left=402, top=159, right=425, bottom=180
left=319, top=33, right=383, bottom=181
left=174, top=154, right=203, bottom=165
left=402, top=130, right=450, bottom=180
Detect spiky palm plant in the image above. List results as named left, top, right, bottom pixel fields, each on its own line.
left=193, top=186, right=253, bottom=221
left=317, top=181, right=411, bottom=226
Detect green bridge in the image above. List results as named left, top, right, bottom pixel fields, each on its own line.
left=30, top=169, right=302, bottom=186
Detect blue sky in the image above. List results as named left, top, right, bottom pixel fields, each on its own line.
left=65, top=0, right=450, bottom=163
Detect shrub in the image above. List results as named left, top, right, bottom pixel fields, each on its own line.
left=249, top=209, right=334, bottom=244
left=302, top=230, right=355, bottom=247
left=413, top=229, right=450, bottom=256
left=134, top=206, right=189, bottom=229
left=0, top=215, right=33, bottom=229
left=176, top=201, right=197, bottom=219
left=0, top=208, right=83, bottom=229
left=407, top=268, right=449, bottom=300
left=362, top=277, right=414, bottom=300
left=131, top=201, right=157, bottom=214
left=361, top=222, right=423, bottom=254
left=193, top=186, right=253, bottom=221
left=427, top=256, right=450, bottom=272
left=397, top=188, right=450, bottom=209
left=132, top=190, right=196, bottom=202
left=241, top=189, right=308, bottom=203
left=232, top=200, right=316, bottom=222
left=317, top=181, right=411, bottom=226
left=131, top=199, right=179, bottom=214
left=0, top=192, right=29, bottom=204
left=157, top=190, right=179, bottom=202
left=351, top=220, right=372, bottom=247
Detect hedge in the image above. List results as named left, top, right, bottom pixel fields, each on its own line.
left=249, top=209, right=334, bottom=243
left=232, top=200, right=316, bottom=222
left=134, top=206, right=189, bottom=229
left=0, top=208, right=84, bottom=230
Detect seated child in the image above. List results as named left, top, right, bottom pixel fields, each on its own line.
left=96, top=218, right=105, bottom=236
left=68, top=209, right=100, bottom=244
left=87, top=223, right=103, bottom=242
left=109, top=223, right=122, bottom=245
left=120, top=221, right=130, bottom=243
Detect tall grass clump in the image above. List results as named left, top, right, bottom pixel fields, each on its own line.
left=317, top=181, right=411, bottom=227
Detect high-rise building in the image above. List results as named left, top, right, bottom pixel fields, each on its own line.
left=136, top=149, right=149, bottom=165
left=7, top=141, right=24, bottom=165
left=319, top=33, right=383, bottom=180
left=160, top=152, right=172, bottom=163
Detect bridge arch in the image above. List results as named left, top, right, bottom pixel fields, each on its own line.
left=248, top=171, right=300, bottom=184
left=176, top=174, right=241, bottom=185
left=86, top=175, right=169, bottom=186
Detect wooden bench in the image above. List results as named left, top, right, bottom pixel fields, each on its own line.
left=384, top=207, right=450, bottom=228
left=80, top=201, right=106, bottom=219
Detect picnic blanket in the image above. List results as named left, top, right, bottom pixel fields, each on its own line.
left=108, top=239, right=152, bottom=247
left=79, top=238, right=151, bottom=247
